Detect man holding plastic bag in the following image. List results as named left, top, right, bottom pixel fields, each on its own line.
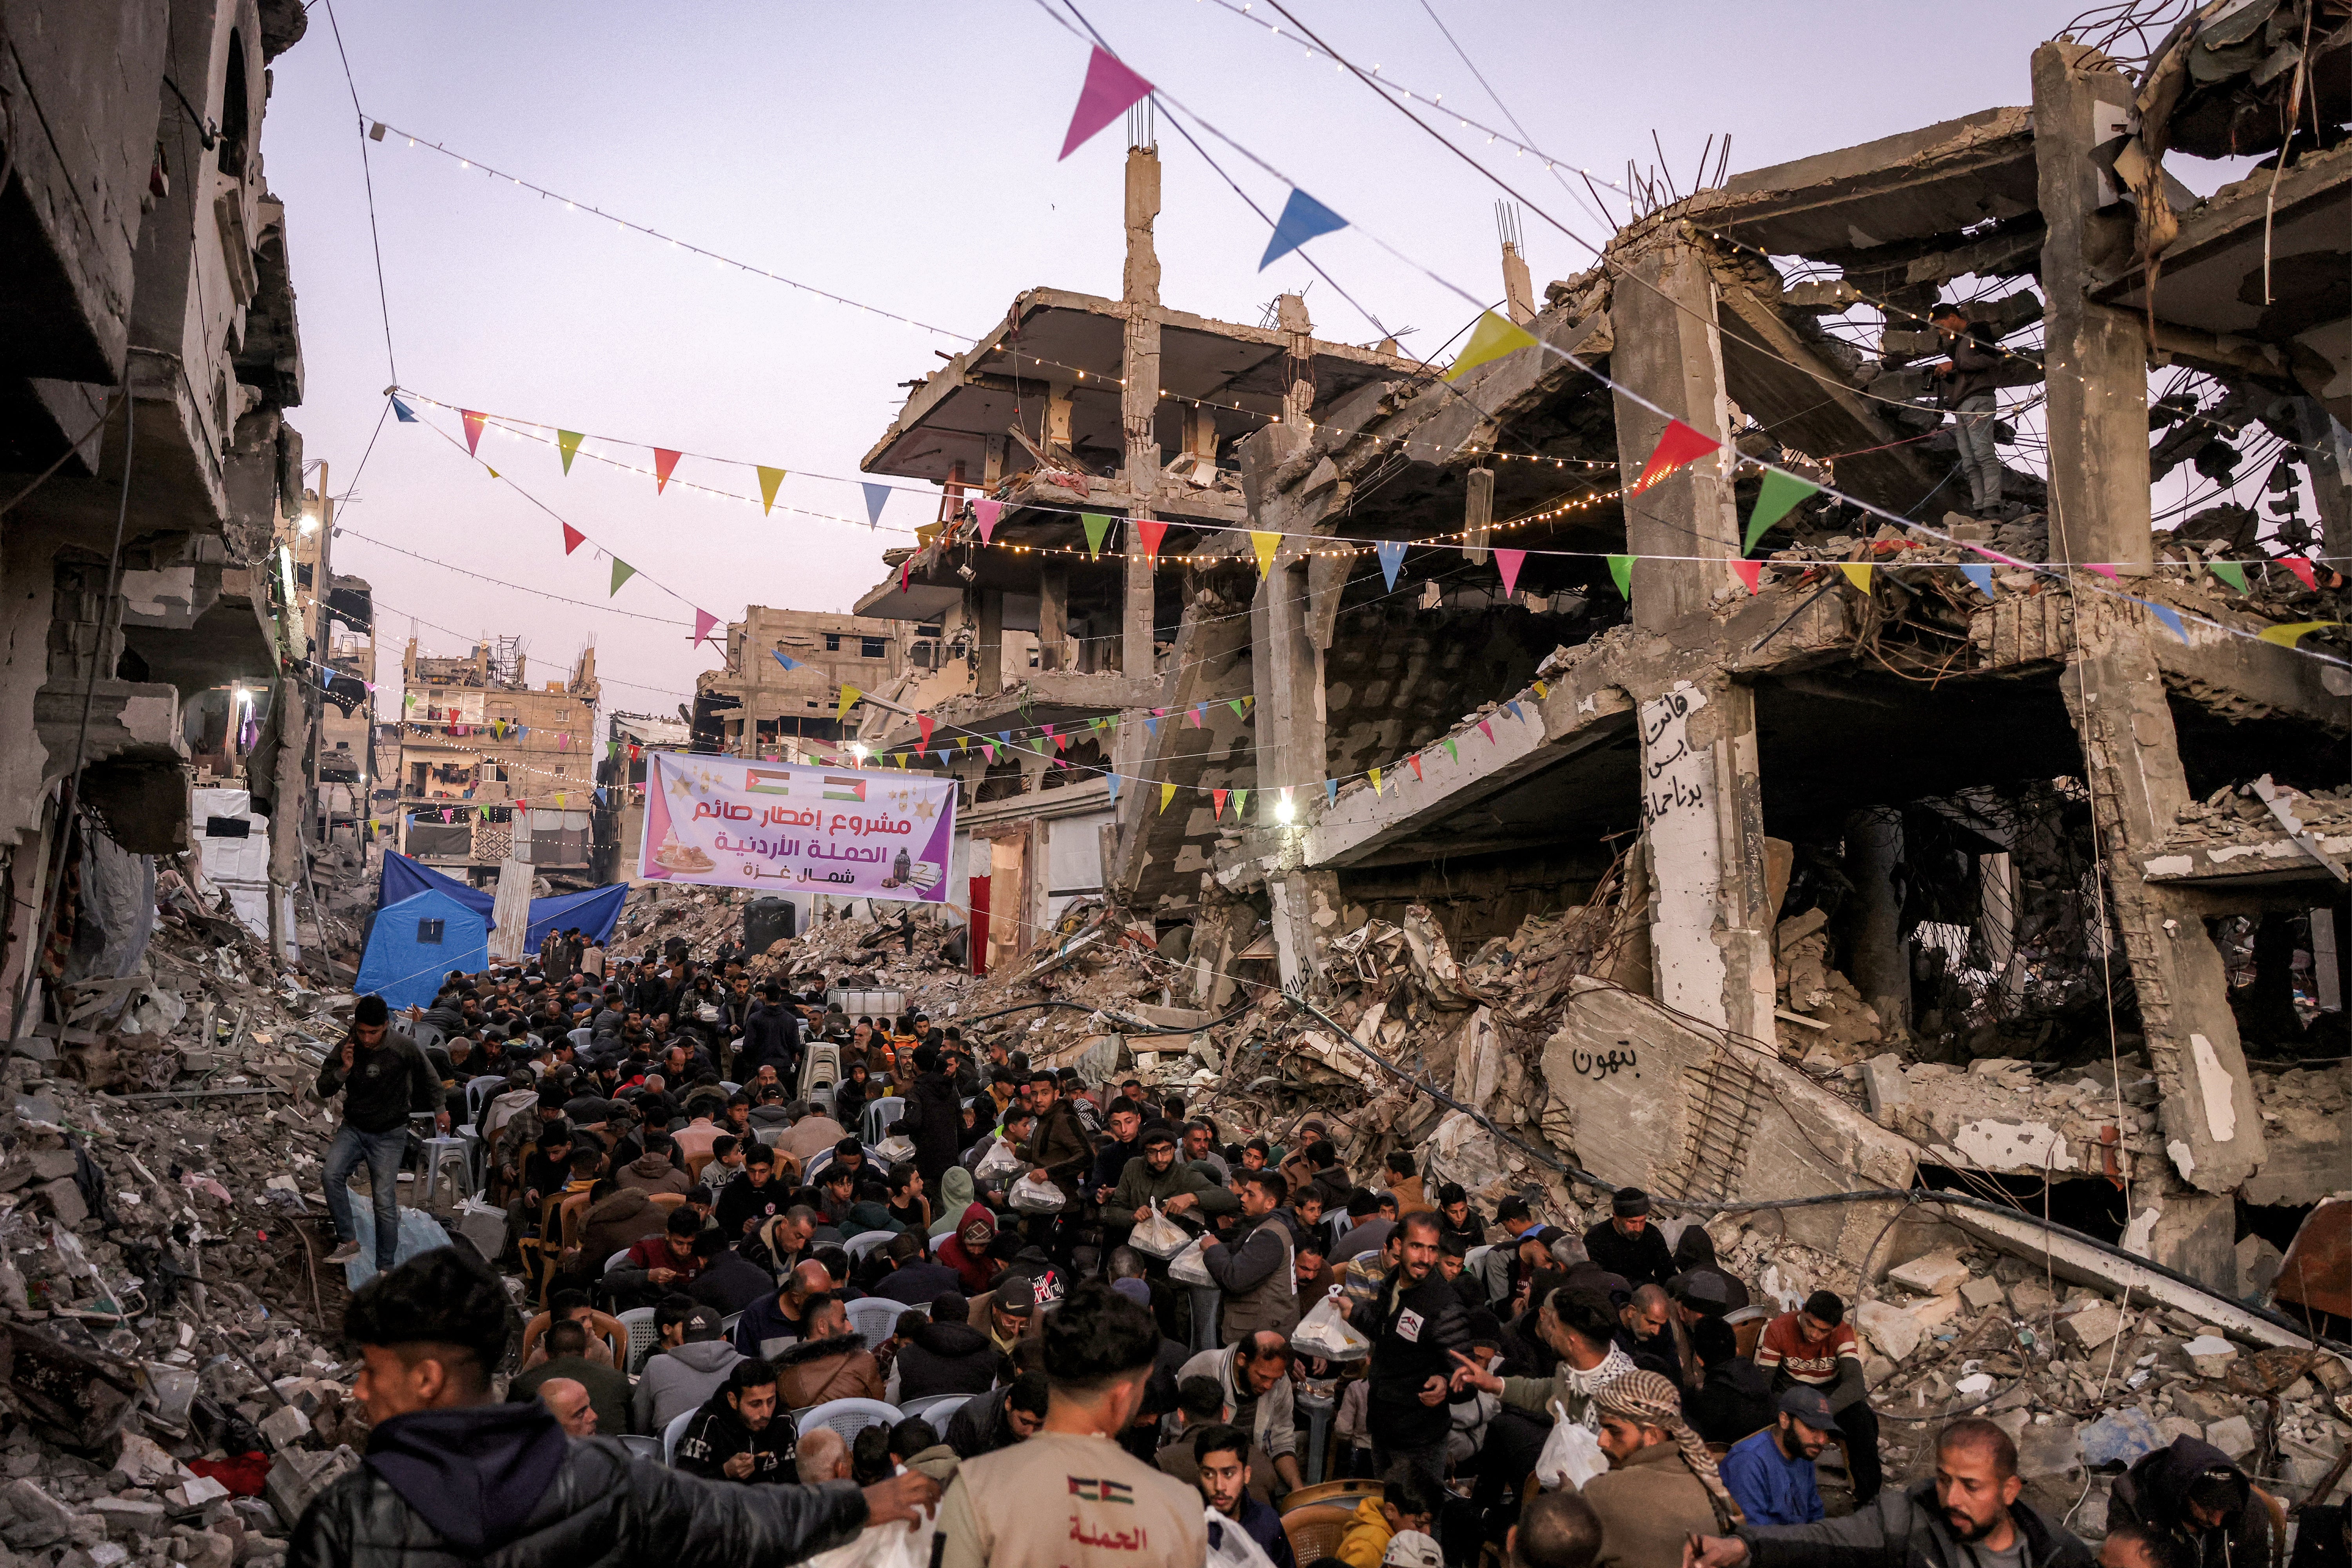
left=1102, top=1125, right=1239, bottom=1234
left=1350, top=1212, right=1470, bottom=1482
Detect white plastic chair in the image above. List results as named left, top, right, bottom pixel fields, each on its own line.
left=843, top=1230, right=898, bottom=1264
left=613, top=1307, right=659, bottom=1376
left=796, top=1397, right=901, bottom=1446
left=603, top=1248, right=633, bottom=1276
left=846, top=1296, right=912, bottom=1345
left=662, top=1408, right=693, bottom=1465
left=618, top=1434, right=662, bottom=1463
left=465, top=1076, right=500, bottom=1119
left=863, top=1096, right=907, bottom=1144
left=719, top=1081, right=741, bottom=1095
left=898, top=1392, right=972, bottom=1430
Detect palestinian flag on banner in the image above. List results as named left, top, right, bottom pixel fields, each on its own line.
left=824, top=777, right=866, bottom=802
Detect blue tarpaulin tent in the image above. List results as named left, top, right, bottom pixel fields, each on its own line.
left=356, top=889, right=489, bottom=1010
left=376, top=852, right=627, bottom=952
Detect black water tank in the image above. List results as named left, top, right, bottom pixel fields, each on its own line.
left=744, top=897, right=797, bottom=955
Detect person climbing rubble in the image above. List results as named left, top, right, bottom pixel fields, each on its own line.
left=315, top=994, right=446, bottom=1270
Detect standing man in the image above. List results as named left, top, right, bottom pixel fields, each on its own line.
left=902, top=1043, right=962, bottom=1193
left=1349, top=1211, right=1466, bottom=1483
left=1930, top=301, right=2009, bottom=521
left=1201, top=1169, right=1299, bottom=1347
left=1755, top=1290, right=1880, bottom=1506
left=1194, top=1423, right=1296, bottom=1568
left=318, top=995, right=445, bottom=1270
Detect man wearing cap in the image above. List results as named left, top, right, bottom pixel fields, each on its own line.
left=1579, top=1189, right=1676, bottom=1291
left=632, top=1294, right=745, bottom=1434
left=1475, top=1195, right=1541, bottom=1305
left=318, top=994, right=446, bottom=1270
left=972, top=1272, right=1036, bottom=1357
left=1756, top=1289, right=1880, bottom=1504
left=1719, top=1388, right=1837, bottom=1526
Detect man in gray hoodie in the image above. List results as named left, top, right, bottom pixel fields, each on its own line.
left=632, top=1298, right=744, bottom=1436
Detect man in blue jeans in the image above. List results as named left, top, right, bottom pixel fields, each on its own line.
left=318, top=994, right=446, bottom=1269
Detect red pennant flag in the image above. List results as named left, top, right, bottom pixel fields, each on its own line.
left=1408, top=754, right=1424, bottom=781
left=1731, top=559, right=1762, bottom=594
left=1055, top=732, right=1070, bottom=752
left=974, top=498, right=1002, bottom=543
left=1494, top=548, right=1526, bottom=598
left=561, top=523, right=586, bottom=555
left=1628, top=419, right=1721, bottom=497
left=691, top=608, right=719, bottom=647
left=1060, top=47, right=1153, bottom=161
left=462, top=410, right=488, bottom=456
left=1211, top=788, right=1228, bottom=818
left=2282, top=557, right=2318, bottom=591
left=917, top=715, right=935, bottom=753
left=1134, top=516, right=1168, bottom=561
left=653, top=448, right=682, bottom=494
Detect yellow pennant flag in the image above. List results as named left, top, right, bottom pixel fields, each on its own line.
left=555, top=792, right=567, bottom=808
left=1448, top=310, right=1541, bottom=381
left=757, top=466, right=786, bottom=514
left=1159, top=781, right=1177, bottom=813
left=1532, top=679, right=1549, bottom=699
left=1252, top=531, right=1280, bottom=577
left=1839, top=562, right=1874, bottom=593
left=837, top=684, right=860, bottom=721
left=2256, top=619, right=2342, bottom=647
left=1368, top=766, right=1383, bottom=795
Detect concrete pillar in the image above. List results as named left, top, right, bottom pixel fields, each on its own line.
left=1638, top=676, right=1776, bottom=1047
left=2061, top=601, right=2265, bottom=1192
left=267, top=675, right=307, bottom=965
left=2033, top=42, right=2154, bottom=574
left=2297, top=399, right=2352, bottom=563
left=1464, top=466, right=1494, bottom=568
left=1502, top=242, right=1536, bottom=326
left=1842, top=808, right=1911, bottom=1039
left=1121, top=147, right=1163, bottom=679
left=1609, top=238, right=1741, bottom=631
left=1038, top=569, right=1069, bottom=673
left=1978, top=851, right=2026, bottom=1009
left=973, top=590, right=1004, bottom=696
left=1253, top=551, right=1338, bottom=991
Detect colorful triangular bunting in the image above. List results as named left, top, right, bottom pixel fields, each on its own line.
left=1448, top=311, right=1540, bottom=381
left=1744, top=468, right=1817, bottom=552
left=1629, top=419, right=1721, bottom=497
left=1081, top=512, right=1113, bottom=559
left=1259, top=187, right=1347, bottom=271
left=1376, top=539, right=1406, bottom=591
left=557, top=430, right=584, bottom=474
left=757, top=466, right=786, bottom=514
left=610, top=559, right=636, bottom=595
left=462, top=410, right=487, bottom=456
left=1059, top=47, right=1153, bottom=162
left=1494, top=548, right=1525, bottom=598
left=561, top=523, right=586, bottom=555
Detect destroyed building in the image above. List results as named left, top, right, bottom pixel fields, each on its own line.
left=686, top=604, right=920, bottom=757
left=844, top=29, right=2352, bottom=1306
left=391, top=636, right=601, bottom=887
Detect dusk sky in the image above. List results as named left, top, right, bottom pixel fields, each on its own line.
left=265, top=2, right=2248, bottom=722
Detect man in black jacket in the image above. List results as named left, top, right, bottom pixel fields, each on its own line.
left=901, top=1045, right=963, bottom=1191
left=288, top=1247, right=933, bottom=1568
left=1348, top=1210, right=1469, bottom=1482
left=1579, top=1189, right=1675, bottom=1290
left=319, top=995, right=446, bottom=1270
left=1687, top=1417, right=2092, bottom=1568
left=735, top=985, right=800, bottom=1085
left=2107, top=1435, right=2279, bottom=1568
left=676, top=1361, right=799, bottom=1483
left=892, top=1292, right=1003, bottom=1401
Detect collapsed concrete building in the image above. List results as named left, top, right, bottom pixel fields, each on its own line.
left=849, top=24, right=2352, bottom=1307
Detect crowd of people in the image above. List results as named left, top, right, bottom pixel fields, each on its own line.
left=298, top=950, right=2285, bottom=1568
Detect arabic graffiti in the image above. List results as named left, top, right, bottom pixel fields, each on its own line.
left=1570, top=1045, right=1639, bottom=1080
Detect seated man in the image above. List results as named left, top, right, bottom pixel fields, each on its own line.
left=1335, top=1464, right=1447, bottom=1568
left=1686, top=1315, right=1774, bottom=1447
left=2108, top=1434, right=2280, bottom=1568
left=675, top=1360, right=796, bottom=1484
left=892, top=1290, right=1001, bottom=1401
left=1507, top=1491, right=1604, bottom=1568
left=869, top=1230, right=958, bottom=1306
left=1755, top=1289, right=1879, bottom=1505
left=1719, top=1387, right=1837, bottom=1528
left=1193, top=1423, right=1294, bottom=1568
left=605, top=1208, right=704, bottom=1310
left=506, top=1319, right=631, bottom=1443
left=795, top=1427, right=852, bottom=1485
left=519, top=1290, right=625, bottom=1370
left=772, top=1293, right=885, bottom=1408
left=632, top=1296, right=743, bottom=1436
left=687, top=1229, right=779, bottom=1317
left=536, top=1376, right=596, bottom=1438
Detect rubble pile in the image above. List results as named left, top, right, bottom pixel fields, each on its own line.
left=2, top=854, right=374, bottom=1568
left=2165, top=779, right=2352, bottom=850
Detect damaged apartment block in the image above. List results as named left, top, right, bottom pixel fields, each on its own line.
left=850, top=26, right=2351, bottom=1312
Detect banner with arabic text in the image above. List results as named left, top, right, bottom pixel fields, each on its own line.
left=637, top=752, right=955, bottom=902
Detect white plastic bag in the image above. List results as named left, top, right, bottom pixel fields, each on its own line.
left=1129, top=1200, right=1191, bottom=1259
left=1008, top=1173, right=1066, bottom=1214
left=973, top=1138, right=1024, bottom=1180
left=798, top=1502, right=939, bottom=1568
left=1167, top=1234, right=1215, bottom=1286
left=1534, top=1401, right=1608, bottom=1492
left=874, top=1135, right=916, bottom=1164
left=1203, top=1504, right=1280, bottom=1568
left=1290, top=1286, right=1371, bottom=1361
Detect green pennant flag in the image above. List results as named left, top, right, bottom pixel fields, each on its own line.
left=2208, top=560, right=2247, bottom=593
left=1080, top=512, right=1113, bottom=559
left=1441, top=737, right=1459, bottom=762
left=1606, top=554, right=1633, bottom=598
left=610, top=559, right=636, bottom=595
left=1227, top=698, right=1248, bottom=717
left=557, top=430, right=584, bottom=474
left=1233, top=788, right=1249, bottom=818
left=1744, top=469, right=1818, bottom=554
left=757, top=466, right=786, bottom=515
left=1027, top=736, right=1047, bottom=754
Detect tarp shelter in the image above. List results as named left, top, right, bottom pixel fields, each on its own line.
left=356, top=890, right=488, bottom=1011
left=376, top=852, right=626, bottom=951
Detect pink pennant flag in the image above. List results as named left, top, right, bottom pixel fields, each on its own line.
left=2282, top=557, right=2319, bottom=591
left=2083, top=563, right=2120, bottom=579
left=1060, top=47, right=1153, bottom=161
left=974, top=497, right=1002, bottom=543
left=461, top=410, right=488, bottom=456
left=690, top=609, right=719, bottom=648
left=1477, top=719, right=1494, bottom=744
left=1494, top=548, right=1526, bottom=598
left=653, top=448, right=682, bottom=494
left=979, top=742, right=996, bottom=762
left=1731, top=559, right=1762, bottom=594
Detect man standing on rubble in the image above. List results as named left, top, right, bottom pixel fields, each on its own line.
left=318, top=995, right=446, bottom=1271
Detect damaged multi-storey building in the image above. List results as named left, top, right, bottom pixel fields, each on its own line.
left=849, top=20, right=2351, bottom=1309
left=1, top=0, right=333, bottom=1027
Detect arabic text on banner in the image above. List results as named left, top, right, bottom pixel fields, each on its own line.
left=637, top=752, right=955, bottom=902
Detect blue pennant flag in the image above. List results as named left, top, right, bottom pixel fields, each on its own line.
left=1961, top=563, right=1994, bottom=596
left=862, top=483, right=889, bottom=527
left=1105, top=773, right=1122, bottom=803
left=390, top=397, right=417, bottom=423
left=996, top=731, right=1012, bottom=745
left=1259, top=187, right=1348, bottom=271
left=1323, top=778, right=1339, bottom=807
left=1144, top=715, right=1159, bottom=738
left=594, top=787, right=608, bottom=806
left=773, top=649, right=802, bottom=672
left=1504, top=700, right=1524, bottom=724
left=2136, top=598, right=2189, bottom=642
left=1376, top=539, right=1407, bottom=591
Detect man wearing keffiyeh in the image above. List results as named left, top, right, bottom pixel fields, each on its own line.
left=1577, top=1369, right=1742, bottom=1568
